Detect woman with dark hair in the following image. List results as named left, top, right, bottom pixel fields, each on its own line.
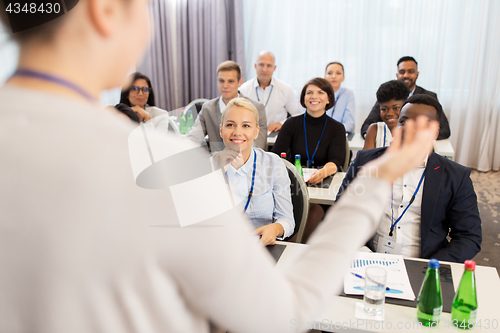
left=272, top=78, right=346, bottom=242
left=119, top=72, right=156, bottom=108
left=324, top=62, right=355, bottom=133
left=115, top=72, right=169, bottom=130
left=272, top=77, right=346, bottom=181
left=363, top=80, right=410, bottom=150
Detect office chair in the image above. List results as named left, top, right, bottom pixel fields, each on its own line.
left=342, top=138, right=351, bottom=172
left=282, top=159, right=310, bottom=243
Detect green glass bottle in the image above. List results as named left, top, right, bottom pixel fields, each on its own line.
left=451, top=260, right=478, bottom=330
left=186, top=110, right=194, bottom=133
left=179, top=110, right=187, bottom=135
left=294, top=154, right=303, bottom=177
left=417, top=259, right=443, bottom=326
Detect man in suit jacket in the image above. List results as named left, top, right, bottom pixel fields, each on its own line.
left=339, top=95, right=481, bottom=263
left=361, top=56, right=451, bottom=140
left=188, top=61, right=267, bottom=153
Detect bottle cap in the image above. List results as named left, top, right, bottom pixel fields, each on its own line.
left=187, top=110, right=192, bottom=114
left=428, top=259, right=440, bottom=269
left=295, top=154, right=301, bottom=159
left=181, top=110, right=184, bottom=113
left=464, top=260, right=476, bottom=271
left=281, top=152, right=286, bottom=158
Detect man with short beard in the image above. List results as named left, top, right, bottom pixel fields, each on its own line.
left=361, top=56, right=451, bottom=140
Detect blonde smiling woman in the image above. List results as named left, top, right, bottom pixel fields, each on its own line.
left=219, top=97, right=294, bottom=246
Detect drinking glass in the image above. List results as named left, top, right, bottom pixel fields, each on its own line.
left=363, top=267, right=387, bottom=316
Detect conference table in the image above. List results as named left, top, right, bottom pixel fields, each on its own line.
left=348, top=133, right=455, bottom=160
left=275, top=241, right=500, bottom=332
left=269, top=133, right=455, bottom=160
left=307, top=172, right=346, bottom=205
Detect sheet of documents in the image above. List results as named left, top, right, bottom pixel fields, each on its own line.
left=302, top=168, right=316, bottom=182
left=344, top=252, right=415, bottom=301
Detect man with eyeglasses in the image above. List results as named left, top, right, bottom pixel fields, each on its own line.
left=361, top=56, right=451, bottom=140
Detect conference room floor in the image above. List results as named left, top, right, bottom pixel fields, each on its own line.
left=470, top=170, right=500, bottom=274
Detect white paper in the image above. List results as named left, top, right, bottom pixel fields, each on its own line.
left=344, top=252, right=415, bottom=301
left=302, top=168, right=316, bottom=182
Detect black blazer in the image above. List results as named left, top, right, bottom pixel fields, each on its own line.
left=360, top=86, right=451, bottom=140
left=337, top=148, right=481, bottom=263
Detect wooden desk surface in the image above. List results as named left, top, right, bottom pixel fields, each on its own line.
left=275, top=242, right=500, bottom=332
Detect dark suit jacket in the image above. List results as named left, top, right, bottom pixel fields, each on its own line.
left=360, top=86, right=451, bottom=140
left=337, top=148, right=482, bottom=263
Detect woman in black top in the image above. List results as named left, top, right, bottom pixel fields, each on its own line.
left=272, top=77, right=346, bottom=243
left=272, top=78, right=346, bottom=183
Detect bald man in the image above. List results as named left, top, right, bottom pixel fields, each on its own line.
left=240, top=51, right=304, bottom=132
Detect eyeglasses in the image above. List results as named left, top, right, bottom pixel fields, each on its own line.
left=130, top=86, right=151, bottom=95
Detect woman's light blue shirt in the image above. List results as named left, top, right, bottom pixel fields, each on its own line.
left=326, top=87, right=355, bottom=133
left=225, top=148, right=295, bottom=238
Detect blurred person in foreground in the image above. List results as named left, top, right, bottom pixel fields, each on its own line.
left=0, top=1, right=440, bottom=332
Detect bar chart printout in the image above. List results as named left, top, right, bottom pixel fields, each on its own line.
left=344, top=252, right=416, bottom=301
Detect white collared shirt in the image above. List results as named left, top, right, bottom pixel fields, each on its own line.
left=374, top=162, right=426, bottom=258
left=240, top=77, right=304, bottom=125
left=218, top=94, right=239, bottom=113
left=408, top=87, right=416, bottom=98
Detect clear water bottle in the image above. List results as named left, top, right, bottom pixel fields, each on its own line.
left=186, top=110, right=194, bottom=133
left=179, top=110, right=187, bottom=135
left=294, top=154, right=303, bottom=177
left=451, top=260, right=478, bottom=330
left=417, top=259, right=443, bottom=326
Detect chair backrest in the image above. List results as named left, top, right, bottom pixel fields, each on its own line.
left=184, top=98, right=209, bottom=122
left=167, top=116, right=180, bottom=135
left=281, top=159, right=310, bottom=243
left=342, top=138, right=351, bottom=172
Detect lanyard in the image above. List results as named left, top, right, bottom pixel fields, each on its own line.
left=244, top=150, right=257, bottom=212
left=12, top=69, right=95, bottom=102
left=383, top=124, right=387, bottom=147
left=255, top=85, right=274, bottom=108
left=303, top=114, right=327, bottom=167
left=389, top=169, right=426, bottom=236
left=327, top=89, right=343, bottom=118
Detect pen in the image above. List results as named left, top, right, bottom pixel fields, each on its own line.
left=350, top=272, right=392, bottom=291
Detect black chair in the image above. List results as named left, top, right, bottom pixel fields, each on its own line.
left=282, top=159, right=310, bottom=243
left=342, top=138, right=351, bottom=172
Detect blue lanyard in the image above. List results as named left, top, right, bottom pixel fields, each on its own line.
left=244, top=150, right=257, bottom=212
left=255, top=85, right=274, bottom=108
left=327, top=89, right=343, bottom=118
left=12, top=69, right=95, bottom=102
left=390, top=169, right=426, bottom=236
left=303, top=114, right=327, bottom=167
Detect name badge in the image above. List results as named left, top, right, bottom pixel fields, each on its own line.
left=376, top=235, right=403, bottom=255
